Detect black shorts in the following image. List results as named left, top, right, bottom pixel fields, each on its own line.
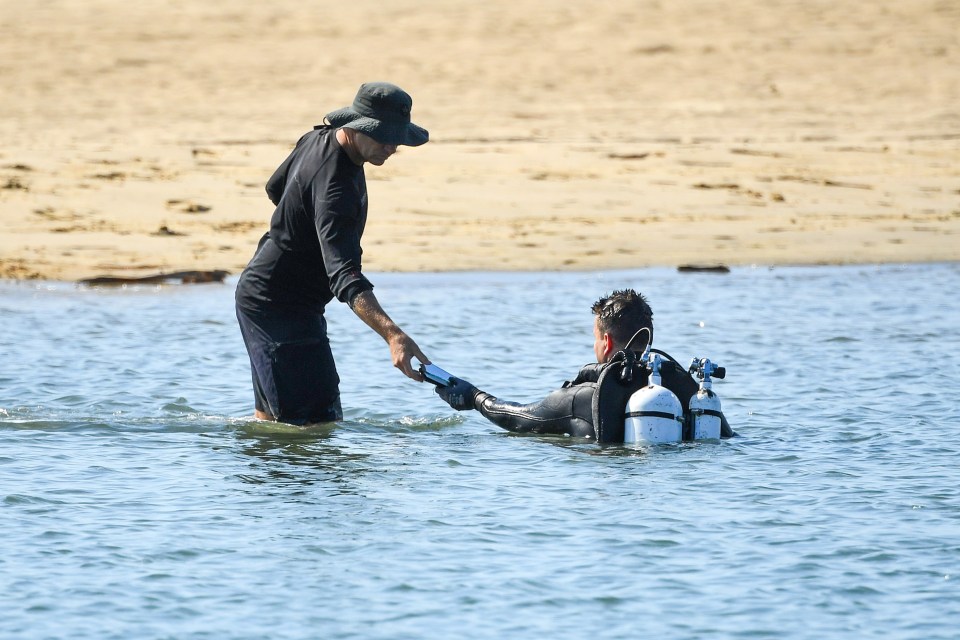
left=235, top=304, right=342, bottom=425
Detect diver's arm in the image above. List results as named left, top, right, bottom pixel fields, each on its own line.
left=473, top=386, right=596, bottom=438
left=436, top=377, right=596, bottom=438
left=720, top=412, right=737, bottom=438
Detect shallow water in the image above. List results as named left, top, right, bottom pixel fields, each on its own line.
left=2, top=264, right=959, bottom=639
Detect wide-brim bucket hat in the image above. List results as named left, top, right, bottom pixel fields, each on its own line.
left=325, top=82, right=429, bottom=147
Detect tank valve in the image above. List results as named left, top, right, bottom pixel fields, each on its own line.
left=689, top=357, right=725, bottom=385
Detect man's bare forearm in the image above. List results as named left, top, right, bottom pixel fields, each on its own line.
left=349, top=290, right=429, bottom=379
left=349, top=290, right=402, bottom=341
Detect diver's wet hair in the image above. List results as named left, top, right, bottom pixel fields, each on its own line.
left=592, top=289, right=654, bottom=350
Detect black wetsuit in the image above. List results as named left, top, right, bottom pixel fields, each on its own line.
left=234, top=126, right=374, bottom=424
left=471, top=360, right=734, bottom=440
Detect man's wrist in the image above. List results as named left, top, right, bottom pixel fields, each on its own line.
left=384, top=326, right=406, bottom=345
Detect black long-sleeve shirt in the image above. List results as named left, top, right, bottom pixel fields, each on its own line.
left=236, top=126, right=374, bottom=314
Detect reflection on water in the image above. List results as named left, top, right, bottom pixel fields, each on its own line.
left=233, top=421, right=367, bottom=489
left=232, top=414, right=467, bottom=490
left=2, top=264, right=959, bottom=639
left=234, top=445, right=365, bottom=490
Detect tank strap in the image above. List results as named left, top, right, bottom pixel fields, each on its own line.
left=625, top=410, right=684, bottom=421
left=691, top=408, right=724, bottom=418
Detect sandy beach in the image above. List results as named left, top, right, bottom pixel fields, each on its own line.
left=1, top=0, right=958, bottom=281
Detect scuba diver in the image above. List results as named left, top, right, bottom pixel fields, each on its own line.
left=433, top=289, right=735, bottom=442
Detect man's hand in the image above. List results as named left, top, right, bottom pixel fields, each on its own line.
left=388, top=332, right=429, bottom=381
left=435, top=377, right=479, bottom=411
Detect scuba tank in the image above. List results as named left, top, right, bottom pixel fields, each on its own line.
left=623, top=350, right=683, bottom=444
left=687, top=357, right=725, bottom=440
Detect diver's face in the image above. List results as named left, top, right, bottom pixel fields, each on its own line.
left=593, top=318, right=611, bottom=363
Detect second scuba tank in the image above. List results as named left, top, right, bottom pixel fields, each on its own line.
left=623, top=354, right=683, bottom=444
left=688, top=357, right=725, bottom=440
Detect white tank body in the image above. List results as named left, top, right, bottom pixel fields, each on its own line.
left=689, top=388, right=722, bottom=440
left=623, top=383, right=683, bottom=444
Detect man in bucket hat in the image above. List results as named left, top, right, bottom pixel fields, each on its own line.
left=325, top=82, right=429, bottom=148
left=235, top=82, right=432, bottom=425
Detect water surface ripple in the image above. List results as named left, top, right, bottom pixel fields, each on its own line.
left=2, top=264, right=958, bottom=639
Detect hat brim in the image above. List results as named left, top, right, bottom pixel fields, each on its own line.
left=325, top=107, right=429, bottom=147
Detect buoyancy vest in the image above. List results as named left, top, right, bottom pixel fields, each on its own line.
left=591, top=349, right=700, bottom=444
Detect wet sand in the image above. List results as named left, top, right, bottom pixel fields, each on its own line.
left=1, top=0, right=958, bottom=281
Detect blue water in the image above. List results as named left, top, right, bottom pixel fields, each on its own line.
left=2, top=264, right=959, bottom=639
